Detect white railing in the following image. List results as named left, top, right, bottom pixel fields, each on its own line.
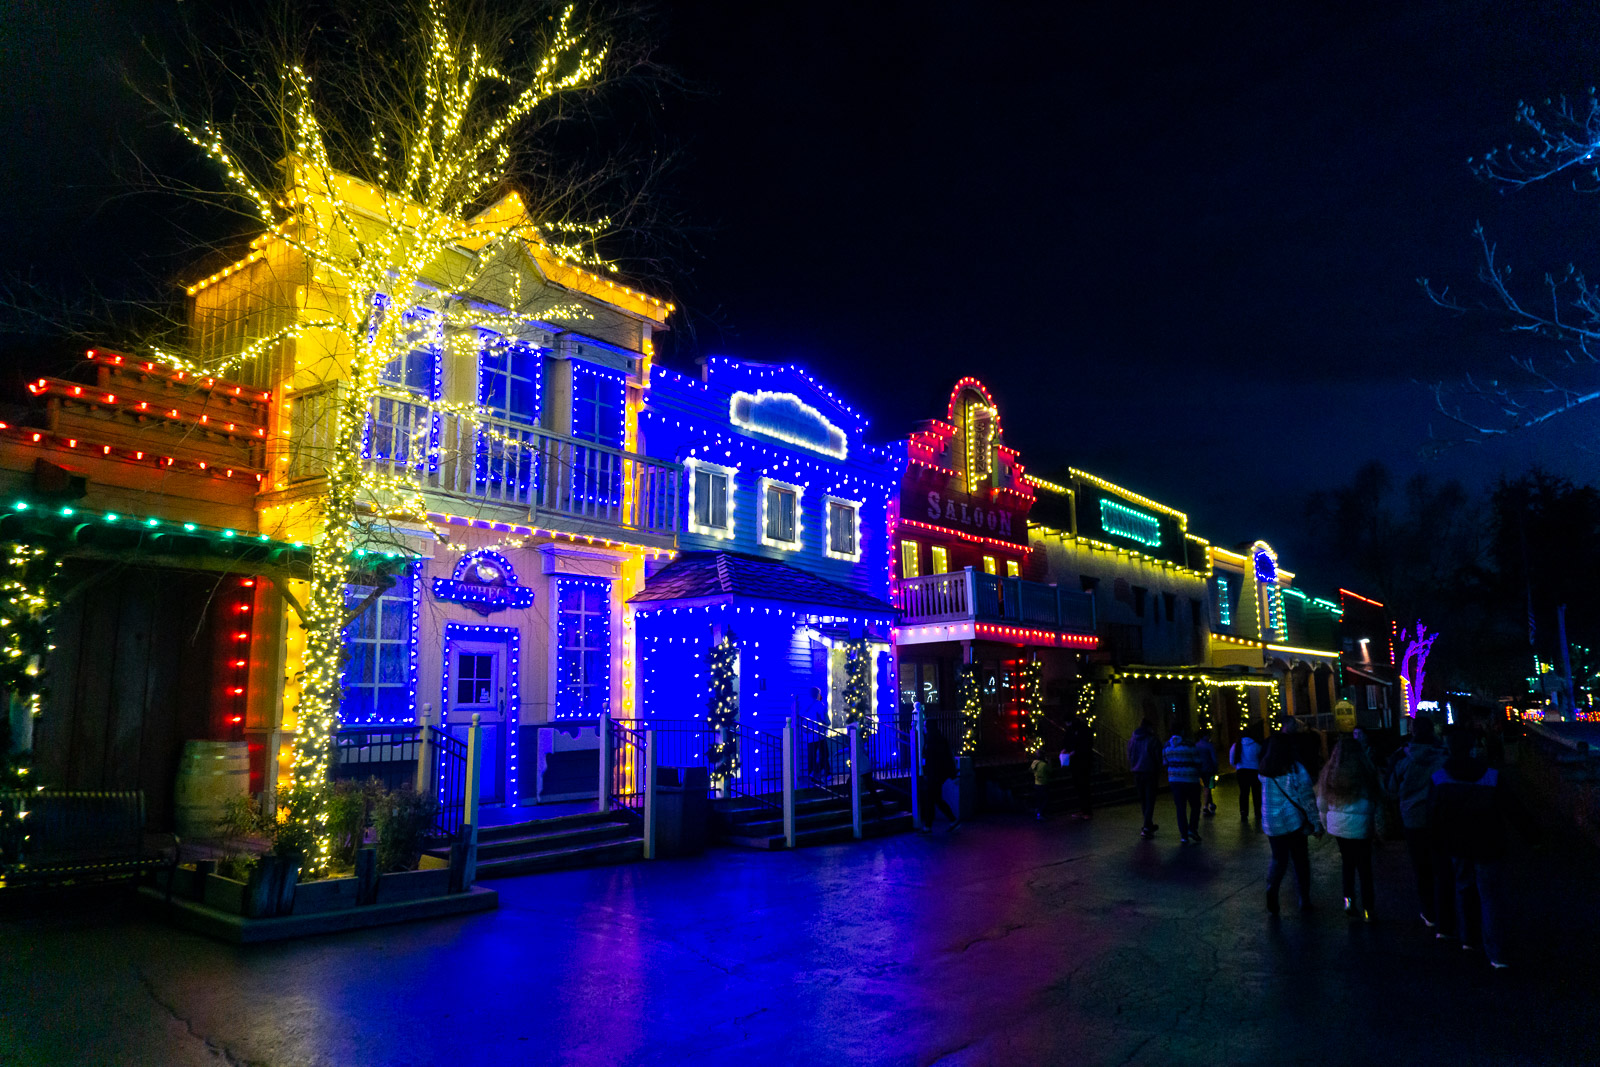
left=289, top=385, right=680, bottom=538
left=899, top=570, right=975, bottom=623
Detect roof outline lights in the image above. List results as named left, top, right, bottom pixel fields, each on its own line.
left=729, top=390, right=847, bottom=459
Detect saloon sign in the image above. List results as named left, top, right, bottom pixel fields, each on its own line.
left=904, top=478, right=1031, bottom=546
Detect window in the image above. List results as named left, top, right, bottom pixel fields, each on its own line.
left=982, top=555, right=997, bottom=575
left=341, top=571, right=414, bottom=722
left=455, top=652, right=497, bottom=707
left=930, top=545, right=949, bottom=574
left=761, top=481, right=799, bottom=546
left=900, top=540, right=921, bottom=579
left=479, top=344, right=541, bottom=422
left=380, top=306, right=440, bottom=396
left=1366, top=684, right=1380, bottom=709
left=1005, top=559, right=1021, bottom=578
left=691, top=465, right=730, bottom=532
left=571, top=362, right=624, bottom=447
left=1080, top=575, right=1100, bottom=593
left=1132, top=585, right=1147, bottom=617
left=826, top=499, right=858, bottom=559
left=556, top=578, right=611, bottom=717
left=1163, top=592, right=1176, bottom=622
left=1216, top=576, right=1232, bottom=626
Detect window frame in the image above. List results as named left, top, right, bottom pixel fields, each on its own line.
left=929, top=545, right=950, bottom=574
left=823, top=495, right=862, bottom=561
left=554, top=577, right=612, bottom=718
left=982, top=555, right=998, bottom=576
left=686, top=460, right=736, bottom=540
left=570, top=361, right=626, bottom=447
left=900, top=539, right=921, bottom=579
left=758, top=477, right=803, bottom=550
left=340, top=570, right=416, bottom=723
left=1004, top=559, right=1021, bottom=578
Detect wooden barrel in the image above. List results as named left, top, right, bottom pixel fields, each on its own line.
left=173, top=740, right=250, bottom=839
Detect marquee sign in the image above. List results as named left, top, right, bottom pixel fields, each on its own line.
left=432, top=550, right=536, bottom=616
left=902, top=463, right=1030, bottom=546
left=729, top=390, right=848, bottom=459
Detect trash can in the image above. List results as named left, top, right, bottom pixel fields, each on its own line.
left=654, top=766, right=709, bottom=857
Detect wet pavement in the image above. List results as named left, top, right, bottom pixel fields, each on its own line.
left=3, top=781, right=1598, bottom=1066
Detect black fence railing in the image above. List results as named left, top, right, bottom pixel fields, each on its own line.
left=610, top=720, right=648, bottom=815
left=332, top=727, right=423, bottom=793
left=432, top=726, right=468, bottom=838
left=723, top=723, right=784, bottom=810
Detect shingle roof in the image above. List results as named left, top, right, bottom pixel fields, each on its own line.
left=628, top=551, right=896, bottom=614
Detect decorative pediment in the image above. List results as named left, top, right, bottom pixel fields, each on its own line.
left=432, top=550, right=536, bottom=615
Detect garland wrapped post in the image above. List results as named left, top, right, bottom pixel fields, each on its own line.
left=707, top=633, right=739, bottom=785
left=1265, top=683, right=1284, bottom=731
left=0, top=542, right=62, bottom=876
left=1194, top=682, right=1213, bottom=735
left=842, top=639, right=873, bottom=731
left=956, top=665, right=981, bottom=757
left=1018, top=660, right=1043, bottom=751
left=1074, top=680, right=1100, bottom=731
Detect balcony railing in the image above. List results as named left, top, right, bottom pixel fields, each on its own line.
left=288, top=386, right=679, bottom=539
left=898, top=567, right=1096, bottom=633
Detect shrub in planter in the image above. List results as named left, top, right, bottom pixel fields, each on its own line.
left=375, top=789, right=438, bottom=872
left=327, top=778, right=384, bottom=870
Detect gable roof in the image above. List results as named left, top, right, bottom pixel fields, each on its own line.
left=629, top=551, right=895, bottom=615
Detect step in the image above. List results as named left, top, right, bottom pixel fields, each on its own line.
left=477, top=811, right=626, bottom=842
left=471, top=836, right=645, bottom=879
left=723, top=811, right=914, bottom=850
left=717, top=800, right=910, bottom=840
left=472, top=822, right=636, bottom=861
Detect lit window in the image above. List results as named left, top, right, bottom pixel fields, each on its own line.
left=454, top=652, right=497, bottom=707
left=556, top=578, right=611, bottom=717
left=763, top=483, right=798, bottom=544
left=930, top=545, right=949, bottom=574
left=982, top=555, right=997, bottom=575
left=827, top=499, right=858, bottom=559
left=479, top=344, right=541, bottom=422
left=1005, top=559, right=1020, bottom=578
left=570, top=362, right=624, bottom=447
left=693, top=467, right=729, bottom=530
left=341, top=571, right=414, bottom=722
left=1216, top=576, right=1232, bottom=626
left=900, top=540, right=921, bottom=579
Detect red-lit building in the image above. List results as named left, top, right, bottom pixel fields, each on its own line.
left=890, top=379, right=1097, bottom=756
left=1338, top=588, right=1400, bottom=728
left=0, top=350, right=306, bottom=825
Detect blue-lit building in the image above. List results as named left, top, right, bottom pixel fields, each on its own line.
left=631, top=360, right=900, bottom=740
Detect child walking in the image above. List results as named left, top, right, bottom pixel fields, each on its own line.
left=1317, top=736, right=1380, bottom=921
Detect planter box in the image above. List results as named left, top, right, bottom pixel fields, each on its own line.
left=137, top=884, right=498, bottom=943
left=378, top=868, right=450, bottom=903
left=292, top=876, right=359, bottom=915
left=203, top=874, right=246, bottom=914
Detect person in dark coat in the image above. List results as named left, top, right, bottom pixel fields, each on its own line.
left=1065, top=714, right=1096, bottom=820
left=919, top=721, right=960, bottom=831
left=1127, top=718, right=1163, bottom=838
left=1383, top=716, right=1451, bottom=930
left=1428, top=726, right=1523, bottom=968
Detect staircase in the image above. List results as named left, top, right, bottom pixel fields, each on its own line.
left=981, top=763, right=1139, bottom=814
left=712, top=786, right=914, bottom=849
left=424, top=810, right=643, bottom=879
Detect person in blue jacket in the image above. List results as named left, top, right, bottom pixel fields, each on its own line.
left=1127, top=718, right=1163, bottom=839
left=1163, top=731, right=1205, bottom=844
left=1260, top=731, right=1323, bottom=914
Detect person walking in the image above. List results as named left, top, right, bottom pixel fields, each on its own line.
left=1163, top=730, right=1204, bottom=844
left=1195, top=731, right=1219, bottom=816
left=1383, top=716, right=1450, bottom=930
left=1429, top=726, right=1520, bottom=969
left=1318, top=737, right=1380, bottom=921
left=1066, top=714, right=1096, bottom=820
left=1260, top=731, right=1323, bottom=914
left=1230, top=726, right=1264, bottom=828
left=920, top=721, right=960, bottom=831
left=1029, top=748, right=1053, bottom=821
left=1128, top=718, right=1163, bottom=839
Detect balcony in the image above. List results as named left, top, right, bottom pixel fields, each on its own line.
left=895, top=567, right=1098, bottom=648
left=287, top=387, right=680, bottom=545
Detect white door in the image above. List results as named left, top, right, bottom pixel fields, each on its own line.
left=446, top=640, right=506, bottom=803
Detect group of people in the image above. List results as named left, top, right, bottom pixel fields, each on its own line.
left=1127, top=715, right=1520, bottom=970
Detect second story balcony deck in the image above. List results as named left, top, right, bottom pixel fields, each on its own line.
left=288, top=386, right=680, bottom=548
left=895, top=567, right=1098, bottom=649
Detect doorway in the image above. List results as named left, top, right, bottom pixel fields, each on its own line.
left=444, top=637, right=508, bottom=803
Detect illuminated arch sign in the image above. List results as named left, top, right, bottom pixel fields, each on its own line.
left=432, top=550, right=536, bottom=615
left=729, top=390, right=848, bottom=459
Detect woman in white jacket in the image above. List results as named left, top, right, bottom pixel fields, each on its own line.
left=1317, top=737, right=1381, bottom=921
left=1259, top=732, right=1322, bottom=914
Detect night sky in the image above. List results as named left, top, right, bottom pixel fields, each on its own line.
left=5, top=1, right=1600, bottom=586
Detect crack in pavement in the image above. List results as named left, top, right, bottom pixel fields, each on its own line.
left=134, top=968, right=265, bottom=1067
left=955, top=921, right=1028, bottom=953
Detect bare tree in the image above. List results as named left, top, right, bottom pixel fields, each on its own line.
left=1421, top=92, right=1600, bottom=445
left=127, top=0, right=669, bottom=869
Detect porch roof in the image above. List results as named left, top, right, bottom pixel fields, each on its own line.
left=628, top=551, right=896, bottom=616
